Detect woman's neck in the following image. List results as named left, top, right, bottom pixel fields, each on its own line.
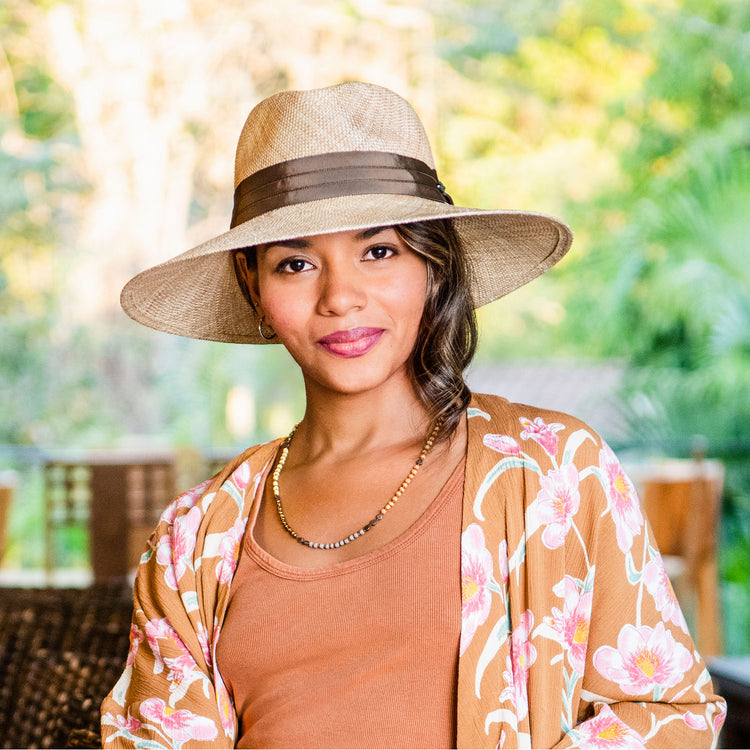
left=291, top=376, right=431, bottom=464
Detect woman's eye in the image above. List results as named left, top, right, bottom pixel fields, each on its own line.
left=276, top=258, right=312, bottom=274
left=364, top=245, right=396, bottom=261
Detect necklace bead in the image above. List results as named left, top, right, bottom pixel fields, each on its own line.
left=273, top=419, right=442, bottom=549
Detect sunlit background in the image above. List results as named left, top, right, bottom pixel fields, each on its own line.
left=1, top=0, right=749, bottom=664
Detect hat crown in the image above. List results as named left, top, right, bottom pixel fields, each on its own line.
left=234, top=82, right=435, bottom=188
left=121, top=81, right=573, bottom=344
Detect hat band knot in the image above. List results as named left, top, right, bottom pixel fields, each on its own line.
left=230, top=150, right=453, bottom=228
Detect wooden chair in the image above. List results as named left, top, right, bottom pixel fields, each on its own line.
left=0, top=471, right=16, bottom=564
left=631, top=456, right=725, bottom=656
left=44, top=451, right=175, bottom=582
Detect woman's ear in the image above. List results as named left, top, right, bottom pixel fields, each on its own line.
left=234, top=251, right=263, bottom=316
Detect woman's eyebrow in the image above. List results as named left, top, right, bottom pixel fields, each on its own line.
left=263, top=228, right=388, bottom=251
left=261, top=238, right=311, bottom=251
left=355, top=226, right=388, bottom=240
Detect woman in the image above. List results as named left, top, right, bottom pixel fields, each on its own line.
left=102, top=82, right=725, bottom=748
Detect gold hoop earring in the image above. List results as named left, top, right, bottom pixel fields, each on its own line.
left=258, top=317, right=277, bottom=340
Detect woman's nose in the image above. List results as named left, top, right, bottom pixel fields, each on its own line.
left=317, top=263, right=366, bottom=316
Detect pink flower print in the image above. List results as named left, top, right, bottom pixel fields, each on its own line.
left=164, top=653, right=203, bottom=705
left=643, top=551, right=689, bottom=633
left=573, top=704, right=645, bottom=748
left=684, top=711, right=708, bottom=731
left=563, top=600, right=593, bottom=675
left=156, top=505, right=202, bottom=590
left=155, top=535, right=177, bottom=588
left=511, top=610, right=537, bottom=680
left=216, top=517, right=246, bottom=584
left=231, top=460, right=252, bottom=491
left=500, top=657, right=519, bottom=713
left=145, top=618, right=188, bottom=675
left=126, top=624, right=144, bottom=667
left=520, top=416, right=565, bottom=457
left=165, top=653, right=196, bottom=684
left=593, top=621, right=693, bottom=696
left=483, top=433, right=521, bottom=455
left=115, top=713, right=142, bottom=733
left=160, top=479, right=211, bottom=525
left=599, top=444, right=643, bottom=553
left=197, top=621, right=212, bottom=668
left=460, top=523, right=494, bottom=656
left=215, top=668, right=236, bottom=738
left=535, top=464, right=581, bottom=549
left=160, top=499, right=180, bottom=526
left=500, top=610, right=537, bottom=720
left=540, top=576, right=593, bottom=674
left=714, top=701, right=727, bottom=733
left=498, top=539, right=509, bottom=585
left=139, top=697, right=218, bottom=743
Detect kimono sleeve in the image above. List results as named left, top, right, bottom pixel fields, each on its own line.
left=100, top=482, right=236, bottom=749
left=554, top=441, right=727, bottom=749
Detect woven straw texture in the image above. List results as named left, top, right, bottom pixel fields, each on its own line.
left=121, top=82, right=573, bottom=343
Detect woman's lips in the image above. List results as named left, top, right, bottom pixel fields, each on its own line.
left=317, top=327, right=385, bottom=358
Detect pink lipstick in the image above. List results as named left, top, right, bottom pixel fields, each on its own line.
left=317, top=327, right=384, bottom=358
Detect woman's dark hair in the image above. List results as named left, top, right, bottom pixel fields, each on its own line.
left=394, top=219, right=477, bottom=443
left=233, top=218, right=478, bottom=444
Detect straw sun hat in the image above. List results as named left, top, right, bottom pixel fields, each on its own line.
left=121, top=81, right=573, bottom=344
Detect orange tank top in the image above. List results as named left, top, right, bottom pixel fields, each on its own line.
left=216, top=458, right=465, bottom=749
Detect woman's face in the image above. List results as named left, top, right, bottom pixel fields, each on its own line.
left=237, top=227, right=428, bottom=398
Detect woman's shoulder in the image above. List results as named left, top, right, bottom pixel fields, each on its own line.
left=151, top=439, right=282, bottom=533
left=206, top=438, right=282, bottom=492
left=466, top=392, right=610, bottom=480
left=465, top=392, right=619, bottom=519
left=468, top=391, right=602, bottom=440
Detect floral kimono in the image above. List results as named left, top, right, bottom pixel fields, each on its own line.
left=101, top=393, right=726, bottom=748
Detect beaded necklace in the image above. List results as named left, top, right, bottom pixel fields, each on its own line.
left=272, top=420, right=442, bottom=550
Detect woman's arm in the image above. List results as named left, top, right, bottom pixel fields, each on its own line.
left=100, top=479, right=238, bottom=749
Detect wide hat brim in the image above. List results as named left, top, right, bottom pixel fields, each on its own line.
left=121, top=192, right=572, bottom=344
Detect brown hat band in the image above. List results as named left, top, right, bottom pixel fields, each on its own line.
left=230, top=150, right=453, bottom=228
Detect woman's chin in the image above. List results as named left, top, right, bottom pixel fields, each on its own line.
left=303, top=361, right=411, bottom=400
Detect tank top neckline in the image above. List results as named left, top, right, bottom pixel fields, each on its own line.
left=243, top=455, right=466, bottom=581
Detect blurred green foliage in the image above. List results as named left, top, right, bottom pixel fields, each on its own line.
left=0, top=0, right=85, bottom=445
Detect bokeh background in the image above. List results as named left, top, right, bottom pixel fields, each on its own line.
left=1, top=0, right=748, bottom=660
